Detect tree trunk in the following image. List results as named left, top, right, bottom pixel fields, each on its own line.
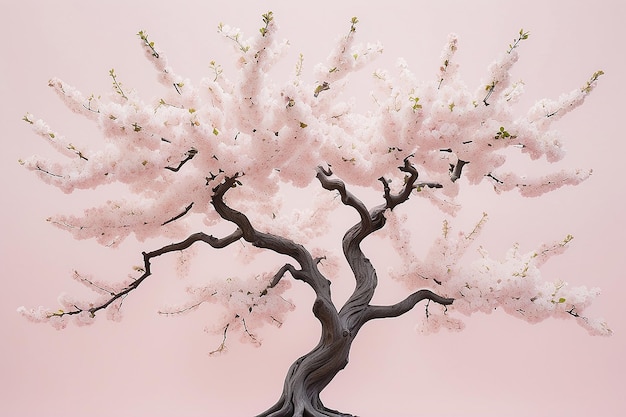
left=256, top=322, right=359, bottom=417
left=208, top=166, right=452, bottom=416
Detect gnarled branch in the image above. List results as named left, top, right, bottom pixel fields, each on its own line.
left=268, top=263, right=305, bottom=287
left=316, top=166, right=372, bottom=230
left=210, top=175, right=344, bottom=349
left=211, top=173, right=257, bottom=241
left=210, top=175, right=331, bottom=291
left=378, top=157, right=420, bottom=211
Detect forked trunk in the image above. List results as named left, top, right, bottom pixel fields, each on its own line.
left=248, top=164, right=452, bottom=416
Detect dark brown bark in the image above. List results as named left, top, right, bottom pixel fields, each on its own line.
left=55, top=161, right=453, bottom=416
left=252, top=161, right=453, bottom=416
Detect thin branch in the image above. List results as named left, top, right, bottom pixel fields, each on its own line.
left=35, top=164, right=63, bottom=178
left=364, top=289, right=454, bottom=321
left=137, top=30, right=160, bottom=58
left=241, top=317, right=257, bottom=342
left=157, top=300, right=206, bottom=315
left=483, top=82, right=496, bottom=106
left=209, top=324, right=229, bottom=355
left=486, top=172, right=504, bottom=184
left=50, top=229, right=244, bottom=320
left=73, top=271, right=115, bottom=296
left=164, top=148, right=198, bottom=172
left=161, top=202, right=194, bottom=226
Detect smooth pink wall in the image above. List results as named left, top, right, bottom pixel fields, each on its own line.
left=1, top=1, right=624, bottom=416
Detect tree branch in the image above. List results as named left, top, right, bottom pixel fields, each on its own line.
left=211, top=175, right=315, bottom=274
left=316, top=166, right=372, bottom=230
left=51, top=229, right=243, bottom=320
left=211, top=173, right=257, bottom=241
left=210, top=174, right=342, bottom=339
left=363, top=289, right=454, bottom=322
left=377, top=156, right=442, bottom=211
left=161, top=202, right=194, bottom=225
left=314, top=166, right=383, bottom=324
left=314, top=159, right=446, bottom=332
left=164, top=148, right=197, bottom=172
left=268, top=263, right=305, bottom=288
left=211, top=175, right=335, bottom=295
left=449, top=159, right=468, bottom=182
left=378, top=157, right=419, bottom=211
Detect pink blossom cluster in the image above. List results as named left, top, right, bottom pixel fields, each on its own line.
left=19, top=16, right=608, bottom=337
left=159, top=274, right=294, bottom=351
left=18, top=270, right=132, bottom=328
left=21, top=19, right=600, bottom=242
left=384, top=211, right=611, bottom=336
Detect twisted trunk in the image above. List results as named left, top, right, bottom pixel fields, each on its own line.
left=51, top=164, right=453, bottom=416
left=213, top=164, right=453, bottom=416
left=255, top=233, right=452, bottom=416
left=256, top=325, right=359, bottom=417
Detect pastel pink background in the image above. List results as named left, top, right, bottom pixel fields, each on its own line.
left=1, top=1, right=624, bottom=416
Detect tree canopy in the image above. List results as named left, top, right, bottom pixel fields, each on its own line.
left=17, top=12, right=611, bottom=416
left=18, top=12, right=610, bottom=339
left=15, top=12, right=611, bottom=398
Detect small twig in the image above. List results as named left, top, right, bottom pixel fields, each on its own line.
left=165, top=148, right=198, bottom=172
left=74, top=271, right=115, bottom=296
left=210, top=324, right=229, bottom=355
left=241, top=318, right=257, bottom=342
left=82, top=96, right=100, bottom=114
left=483, top=81, right=496, bottom=106
left=314, top=81, right=330, bottom=98
left=137, top=30, right=160, bottom=58
left=486, top=173, right=503, bottom=184
left=466, top=212, right=488, bottom=241
left=566, top=307, right=580, bottom=318
left=259, top=11, right=273, bottom=37
left=35, top=164, right=63, bottom=178
left=161, top=202, right=194, bottom=226
left=109, top=69, right=127, bottom=100
left=508, top=29, right=530, bottom=54
left=157, top=301, right=206, bottom=315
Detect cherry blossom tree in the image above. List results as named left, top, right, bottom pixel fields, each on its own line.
left=18, top=12, right=611, bottom=417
